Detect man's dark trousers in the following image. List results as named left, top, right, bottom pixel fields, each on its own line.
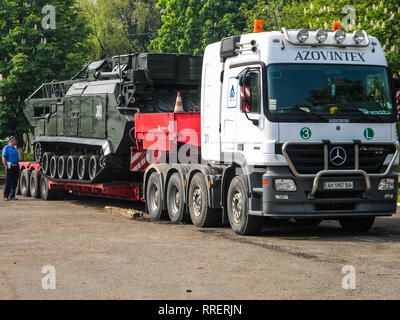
left=4, top=166, right=19, bottom=199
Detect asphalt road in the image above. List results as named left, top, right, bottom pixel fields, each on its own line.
left=1, top=185, right=400, bottom=300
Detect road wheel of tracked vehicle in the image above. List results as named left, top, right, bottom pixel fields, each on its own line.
left=20, top=169, right=31, bottom=197
left=88, top=155, right=100, bottom=181
left=57, top=156, right=68, bottom=179
left=188, top=173, right=220, bottom=228
left=227, top=175, right=263, bottom=236
left=339, top=217, right=376, bottom=233
left=42, top=152, right=53, bottom=175
left=295, top=218, right=322, bottom=226
left=146, top=172, right=167, bottom=221
left=34, top=143, right=42, bottom=163
left=77, top=156, right=90, bottom=181
left=49, top=156, right=59, bottom=179
left=167, top=173, right=187, bottom=223
left=40, top=175, right=57, bottom=201
left=29, top=170, right=41, bottom=199
left=67, top=156, right=79, bottom=180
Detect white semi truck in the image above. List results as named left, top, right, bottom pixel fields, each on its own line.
left=190, top=22, right=400, bottom=235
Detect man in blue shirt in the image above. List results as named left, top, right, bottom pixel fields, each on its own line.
left=2, top=136, right=20, bottom=201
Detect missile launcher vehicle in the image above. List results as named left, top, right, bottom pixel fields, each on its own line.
left=24, top=53, right=202, bottom=183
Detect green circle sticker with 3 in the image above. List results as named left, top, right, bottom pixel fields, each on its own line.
left=300, top=127, right=312, bottom=140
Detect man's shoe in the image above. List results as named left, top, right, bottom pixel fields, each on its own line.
left=3, top=197, right=9, bottom=201
left=9, top=197, right=18, bottom=201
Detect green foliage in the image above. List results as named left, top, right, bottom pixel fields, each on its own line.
left=23, top=150, right=33, bottom=161
left=148, top=0, right=258, bottom=55
left=79, top=0, right=161, bottom=59
left=0, top=0, right=91, bottom=141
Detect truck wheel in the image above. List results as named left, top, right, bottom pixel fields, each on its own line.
left=188, top=173, right=219, bottom=228
left=295, top=218, right=322, bottom=226
left=227, top=175, right=263, bottom=236
left=77, top=156, right=90, bottom=180
left=58, top=156, right=68, bottom=179
left=167, top=173, right=187, bottom=223
left=146, top=172, right=166, bottom=220
left=40, top=176, right=57, bottom=201
left=42, top=152, right=53, bottom=175
left=339, top=217, right=376, bottom=232
left=20, top=169, right=31, bottom=197
left=67, top=156, right=79, bottom=180
left=89, top=155, right=100, bottom=181
left=29, top=170, right=41, bottom=199
left=49, top=156, right=59, bottom=179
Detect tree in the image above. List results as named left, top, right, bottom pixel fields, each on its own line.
left=0, top=0, right=91, bottom=141
left=79, top=0, right=161, bottom=59
left=296, top=0, right=400, bottom=72
left=148, top=0, right=258, bottom=55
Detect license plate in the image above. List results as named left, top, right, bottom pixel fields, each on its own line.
left=323, top=182, right=354, bottom=190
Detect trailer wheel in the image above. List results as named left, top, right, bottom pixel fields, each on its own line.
left=167, top=173, right=187, bottom=223
left=40, top=176, right=57, bottom=201
left=188, top=173, right=219, bottom=228
left=20, top=169, right=31, bottom=197
left=29, top=170, right=41, bottom=199
left=146, top=172, right=167, bottom=220
left=16, top=173, right=21, bottom=195
left=42, top=152, right=53, bottom=175
left=49, top=156, right=59, bottom=179
left=339, top=217, right=375, bottom=233
left=227, top=175, right=263, bottom=236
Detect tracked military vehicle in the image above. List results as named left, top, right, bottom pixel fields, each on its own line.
left=24, top=54, right=202, bottom=183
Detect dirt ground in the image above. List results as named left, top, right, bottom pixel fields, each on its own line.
left=1, top=184, right=400, bottom=300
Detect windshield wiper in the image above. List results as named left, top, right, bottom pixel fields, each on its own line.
left=338, top=109, right=389, bottom=122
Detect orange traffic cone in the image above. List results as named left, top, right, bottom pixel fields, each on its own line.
left=174, top=92, right=184, bottom=113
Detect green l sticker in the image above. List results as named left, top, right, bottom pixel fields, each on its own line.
left=364, top=128, right=374, bottom=140
left=300, top=127, right=312, bottom=140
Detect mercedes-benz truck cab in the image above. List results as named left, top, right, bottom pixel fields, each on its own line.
left=201, top=22, right=400, bottom=235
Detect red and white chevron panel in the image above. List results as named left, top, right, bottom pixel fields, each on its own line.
left=396, top=90, right=400, bottom=113
left=130, top=150, right=149, bottom=172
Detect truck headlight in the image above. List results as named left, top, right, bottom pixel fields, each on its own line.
left=378, top=178, right=395, bottom=191
left=275, top=179, right=297, bottom=192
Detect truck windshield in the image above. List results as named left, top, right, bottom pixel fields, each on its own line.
left=267, top=64, right=394, bottom=122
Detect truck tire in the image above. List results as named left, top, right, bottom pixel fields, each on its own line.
left=40, top=175, right=57, bottom=201
left=77, top=156, right=90, bottom=180
left=20, top=169, right=31, bottom=197
left=227, top=175, right=263, bottom=236
left=339, top=217, right=376, bottom=232
left=295, top=218, right=322, bottom=226
left=188, top=173, right=219, bottom=228
left=42, top=152, right=52, bottom=175
left=49, top=156, right=59, bottom=178
left=58, top=156, right=68, bottom=179
left=146, top=172, right=167, bottom=220
left=167, top=173, right=188, bottom=223
left=29, top=170, right=41, bottom=199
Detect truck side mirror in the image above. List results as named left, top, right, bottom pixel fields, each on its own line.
left=394, top=77, right=400, bottom=90
left=238, top=68, right=259, bottom=126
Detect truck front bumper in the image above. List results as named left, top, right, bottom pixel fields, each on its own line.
left=250, top=167, right=398, bottom=219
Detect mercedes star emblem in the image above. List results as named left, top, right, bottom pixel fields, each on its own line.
left=329, top=147, right=347, bottom=166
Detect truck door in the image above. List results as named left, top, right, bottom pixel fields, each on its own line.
left=221, top=63, right=265, bottom=164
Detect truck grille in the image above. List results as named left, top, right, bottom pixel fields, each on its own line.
left=279, top=143, right=395, bottom=175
